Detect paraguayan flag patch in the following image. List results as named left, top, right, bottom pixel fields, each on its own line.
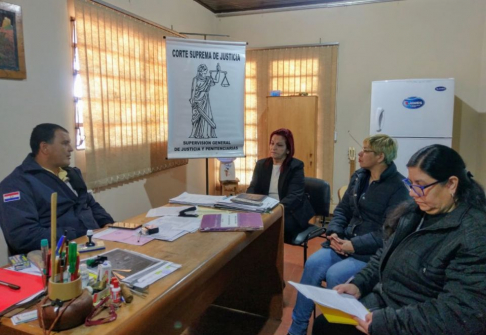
left=3, top=191, right=21, bottom=202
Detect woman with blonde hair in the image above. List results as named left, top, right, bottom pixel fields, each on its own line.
left=289, top=134, right=410, bottom=335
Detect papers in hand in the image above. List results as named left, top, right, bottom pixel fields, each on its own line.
left=215, top=195, right=279, bottom=213
left=288, top=281, right=369, bottom=324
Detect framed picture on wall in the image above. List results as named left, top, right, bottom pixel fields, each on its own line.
left=0, top=2, right=26, bottom=79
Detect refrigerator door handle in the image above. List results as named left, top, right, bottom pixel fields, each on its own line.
left=376, top=107, right=384, bottom=132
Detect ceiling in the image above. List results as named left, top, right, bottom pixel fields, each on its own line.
left=193, top=0, right=398, bottom=14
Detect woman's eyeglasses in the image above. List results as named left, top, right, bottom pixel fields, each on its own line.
left=402, top=178, right=444, bottom=197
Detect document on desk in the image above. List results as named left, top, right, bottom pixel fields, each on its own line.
left=288, top=281, right=369, bottom=323
left=145, top=216, right=202, bottom=241
left=94, top=228, right=154, bottom=245
left=200, top=213, right=264, bottom=231
left=215, top=196, right=279, bottom=213
left=126, top=260, right=182, bottom=289
left=146, top=205, right=193, bottom=218
left=83, top=249, right=181, bottom=290
left=169, top=192, right=227, bottom=207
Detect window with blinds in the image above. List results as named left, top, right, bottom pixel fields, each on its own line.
left=223, top=45, right=337, bottom=192
left=73, top=0, right=187, bottom=189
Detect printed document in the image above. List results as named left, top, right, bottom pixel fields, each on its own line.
left=289, top=281, right=368, bottom=321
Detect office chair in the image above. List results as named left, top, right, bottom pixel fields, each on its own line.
left=288, top=177, right=331, bottom=265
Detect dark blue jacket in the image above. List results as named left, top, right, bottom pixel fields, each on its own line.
left=325, top=162, right=409, bottom=262
left=247, top=157, right=315, bottom=242
left=0, top=154, right=114, bottom=254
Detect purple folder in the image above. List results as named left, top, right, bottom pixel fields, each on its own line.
left=200, top=213, right=264, bottom=232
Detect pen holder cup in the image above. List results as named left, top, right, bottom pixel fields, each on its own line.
left=48, top=277, right=82, bottom=301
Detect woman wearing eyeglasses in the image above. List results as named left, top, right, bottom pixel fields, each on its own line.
left=289, top=134, right=410, bottom=335
left=313, top=144, right=486, bottom=335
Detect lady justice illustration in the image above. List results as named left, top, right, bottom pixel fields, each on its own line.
left=189, top=63, right=225, bottom=139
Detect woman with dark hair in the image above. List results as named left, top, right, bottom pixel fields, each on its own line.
left=313, top=144, right=486, bottom=335
left=247, top=128, right=315, bottom=243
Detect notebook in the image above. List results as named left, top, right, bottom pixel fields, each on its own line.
left=0, top=268, right=45, bottom=316
left=230, top=193, right=267, bottom=207
left=200, top=213, right=264, bottom=232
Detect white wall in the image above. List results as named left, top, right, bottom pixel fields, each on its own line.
left=0, top=0, right=73, bottom=263
left=0, top=0, right=215, bottom=263
left=216, top=0, right=486, bottom=200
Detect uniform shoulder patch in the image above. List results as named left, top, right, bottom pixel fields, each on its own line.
left=3, top=191, right=21, bottom=202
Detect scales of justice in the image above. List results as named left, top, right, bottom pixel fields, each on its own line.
left=210, top=63, right=230, bottom=87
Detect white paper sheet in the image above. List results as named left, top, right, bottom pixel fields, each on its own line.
left=146, top=205, right=194, bottom=218
left=145, top=216, right=202, bottom=241
left=288, top=281, right=369, bottom=321
left=169, top=192, right=227, bottom=207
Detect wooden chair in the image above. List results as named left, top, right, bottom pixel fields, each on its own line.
left=337, top=185, right=348, bottom=202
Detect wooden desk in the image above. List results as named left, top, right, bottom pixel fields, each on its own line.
left=0, top=205, right=284, bottom=334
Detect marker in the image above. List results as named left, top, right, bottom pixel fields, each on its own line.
left=40, top=239, right=49, bottom=275
left=68, top=242, right=78, bottom=281
left=0, top=280, right=20, bottom=290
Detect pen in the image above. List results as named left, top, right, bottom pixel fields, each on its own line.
left=0, top=280, right=21, bottom=290
left=137, top=230, right=142, bottom=243
left=344, top=276, right=354, bottom=285
left=55, top=235, right=65, bottom=256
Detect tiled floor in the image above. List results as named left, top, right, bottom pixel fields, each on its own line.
left=186, top=237, right=324, bottom=335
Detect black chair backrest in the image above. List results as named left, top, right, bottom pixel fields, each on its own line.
left=304, top=177, right=331, bottom=217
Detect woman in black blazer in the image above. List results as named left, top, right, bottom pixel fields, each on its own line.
left=247, top=128, right=315, bottom=243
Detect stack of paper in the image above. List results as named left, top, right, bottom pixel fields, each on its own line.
left=215, top=195, right=279, bottom=213
left=94, top=228, right=154, bottom=246
left=144, top=216, right=202, bottom=241
left=82, top=249, right=181, bottom=290
left=146, top=205, right=193, bottom=218
left=200, top=213, right=264, bottom=231
left=169, top=192, right=227, bottom=207
left=288, top=281, right=369, bottom=325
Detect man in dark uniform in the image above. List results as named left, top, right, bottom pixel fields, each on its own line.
left=0, top=123, right=114, bottom=254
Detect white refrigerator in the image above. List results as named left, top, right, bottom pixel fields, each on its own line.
left=369, top=78, right=455, bottom=176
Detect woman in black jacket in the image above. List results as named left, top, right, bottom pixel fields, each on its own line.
left=289, top=134, right=409, bottom=335
left=247, top=128, right=314, bottom=243
left=313, top=144, right=486, bottom=335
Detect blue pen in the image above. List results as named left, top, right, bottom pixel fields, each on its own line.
left=55, top=235, right=65, bottom=255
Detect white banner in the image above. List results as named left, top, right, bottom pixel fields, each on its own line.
left=166, top=37, right=246, bottom=159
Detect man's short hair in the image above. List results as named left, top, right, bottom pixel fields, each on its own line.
left=30, top=123, right=69, bottom=156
